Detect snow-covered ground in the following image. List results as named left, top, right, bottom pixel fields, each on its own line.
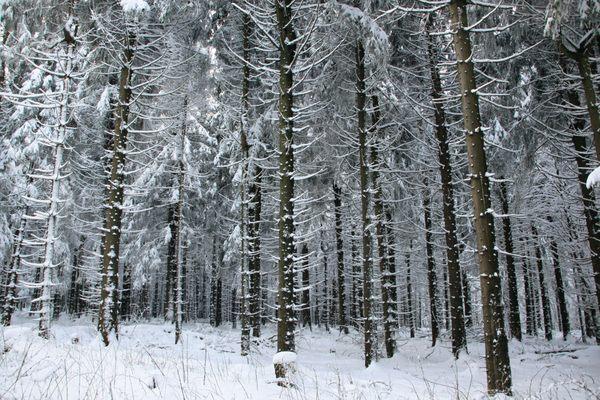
left=1, top=315, right=598, bottom=400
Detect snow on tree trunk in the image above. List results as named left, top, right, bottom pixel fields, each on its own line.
left=275, top=0, right=297, bottom=382
left=98, top=32, right=135, bottom=346
left=448, top=0, right=512, bottom=394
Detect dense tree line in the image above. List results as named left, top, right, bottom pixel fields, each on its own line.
left=1, top=0, right=599, bottom=395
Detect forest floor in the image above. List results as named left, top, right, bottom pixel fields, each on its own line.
left=1, top=314, right=599, bottom=400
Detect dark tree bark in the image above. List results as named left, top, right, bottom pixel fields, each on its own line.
left=98, top=32, right=135, bottom=346
left=370, top=95, right=393, bottom=355
left=531, top=224, right=553, bottom=341
left=1, top=212, right=27, bottom=326
left=67, top=238, right=85, bottom=317
left=120, top=266, right=131, bottom=322
left=354, top=16, right=374, bottom=367
left=240, top=12, right=252, bottom=356
left=164, top=205, right=177, bottom=317
left=385, top=209, right=398, bottom=334
left=300, top=244, right=311, bottom=329
left=422, top=182, right=439, bottom=346
left=461, top=267, right=472, bottom=328
left=548, top=223, right=569, bottom=340
left=350, top=228, right=363, bottom=328
left=248, top=168, right=262, bottom=338
left=448, top=1, right=511, bottom=393
left=425, top=15, right=466, bottom=356
left=274, top=0, right=297, bottom=382
left=333, top=183, right=348, bottom=334
left=498, top=178, right=521, bottom=341
left=406, top=241, right=415, bottom=339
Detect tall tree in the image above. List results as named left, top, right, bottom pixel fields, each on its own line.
left=274, top=0, right=297, bottom=381
left=424, top=13, right=466, bottom=356
left=447, top=0, right=512, bottom=393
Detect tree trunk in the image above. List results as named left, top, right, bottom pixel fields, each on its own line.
left=239, top=11, right=252, bottom=355
left=531, top=224, right=553, bottom=341
left=448, top=0, right=511, bottom=393
left=275, top=0, right=297, bottom=381
left=406, top=242, right=415, bottom=338
left=422, top=182, right=438, bottom=346
left=425, top=14, right=466, bottom=356
left=385, top=209, right=398, bottom=334
left=461, top=267, right=472, bottom=327
left=120, top=266, right=131, bottom=322
left=164, top=205, right=177, bottom=318
left=333, top=183, right=348, bottom=334
left=173, top=98, right=188, bottom=344
left=497, top=178, right=521, bottom=341
left=562, top=86, right=600, bottom=320
left=370, top=96, right=393, bottom=355
left=355, top=35, right=373, bottom=367
left=300, top=244, right=311, bottom=329
left=98, top=32, right=135, bottom=345
left=548, top=225, right=569, bottom=340
left=1, top=212, right=27, bottom=326
left=351, top=227, right=363, bottom=328
left=67, top=238, right=84, bottom=317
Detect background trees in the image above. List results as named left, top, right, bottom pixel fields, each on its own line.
left=1, top=0, right=599, bottom=395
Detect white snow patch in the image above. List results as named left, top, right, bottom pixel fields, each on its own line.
left=120, top=0, right=149, bottom=12
left=586, top=166, right=600, bottom=188
left=273, top=351, right=297, bottom=364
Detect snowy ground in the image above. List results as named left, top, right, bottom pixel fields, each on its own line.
left=1, top=315, right=599, bottom=400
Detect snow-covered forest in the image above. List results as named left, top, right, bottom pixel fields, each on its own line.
left=1, top=0, right=599, bottom=399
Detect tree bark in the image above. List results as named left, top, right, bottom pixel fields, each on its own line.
left=98, top=32, right=135, bottom=345
left=406, top=241, right=415, bottom=338
left=355, top=35, right=373, bottom=367
left=422, top=181, right=439, bottom=346
left=498, top=178, right=521, bottom=341
left=448, top=0, right=511, bottom=393
left=425, top=14, right=466, bottom=356
left=385, top=209, right=398, bottom=334
left=300, top=244, right=311, bottom=329
left=248, top=168, right=262, bottom=337
left=1, top=211, right=28, bottom=326
left=531, top=224, right=553, bottom=341
left=333, top=183, right=348, bottom=334
left=275, top=0, right=297, bottom=381
left=548, top=223, right=569, bottom=340
left=240, top=12, right=252, bottom=355
left=370, top=96, right=393, bottom=355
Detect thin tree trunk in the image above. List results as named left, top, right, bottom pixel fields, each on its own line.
left=173, top=98, right=188, bottom=345
left=274, top=0, right=297, bottom=382
left=98, top=32, right=135, bottom=345
left=247, top=167, right=262, bottom=337
left=353, top=19, right=374, bottom=367
left=422, top=181, right=439, bottom=346
left=406, top=241, right=415, bottom=338
left=333, top=183, right=348, bottom=334
left=461, top=267, right=472, bottom=327
left=240, top=12, right=252, bottom=355
left=548, top=226, right=569, bottom=340
left=532, top=224, right=553, bottom=341
left=385, top=209, right=398, bottom=334
left=300, top=244, right=311, bottom=329
left=1, top=212, right=27, bottom=326
left=448, top=0, right=511, bottom=393
left=164, top=205, right=177, bottom=318
left=497, top=178, right=521, bottom=340
left=370, top=96, right=393, bottom=355
left=425, top=15, right=466, bottom=356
